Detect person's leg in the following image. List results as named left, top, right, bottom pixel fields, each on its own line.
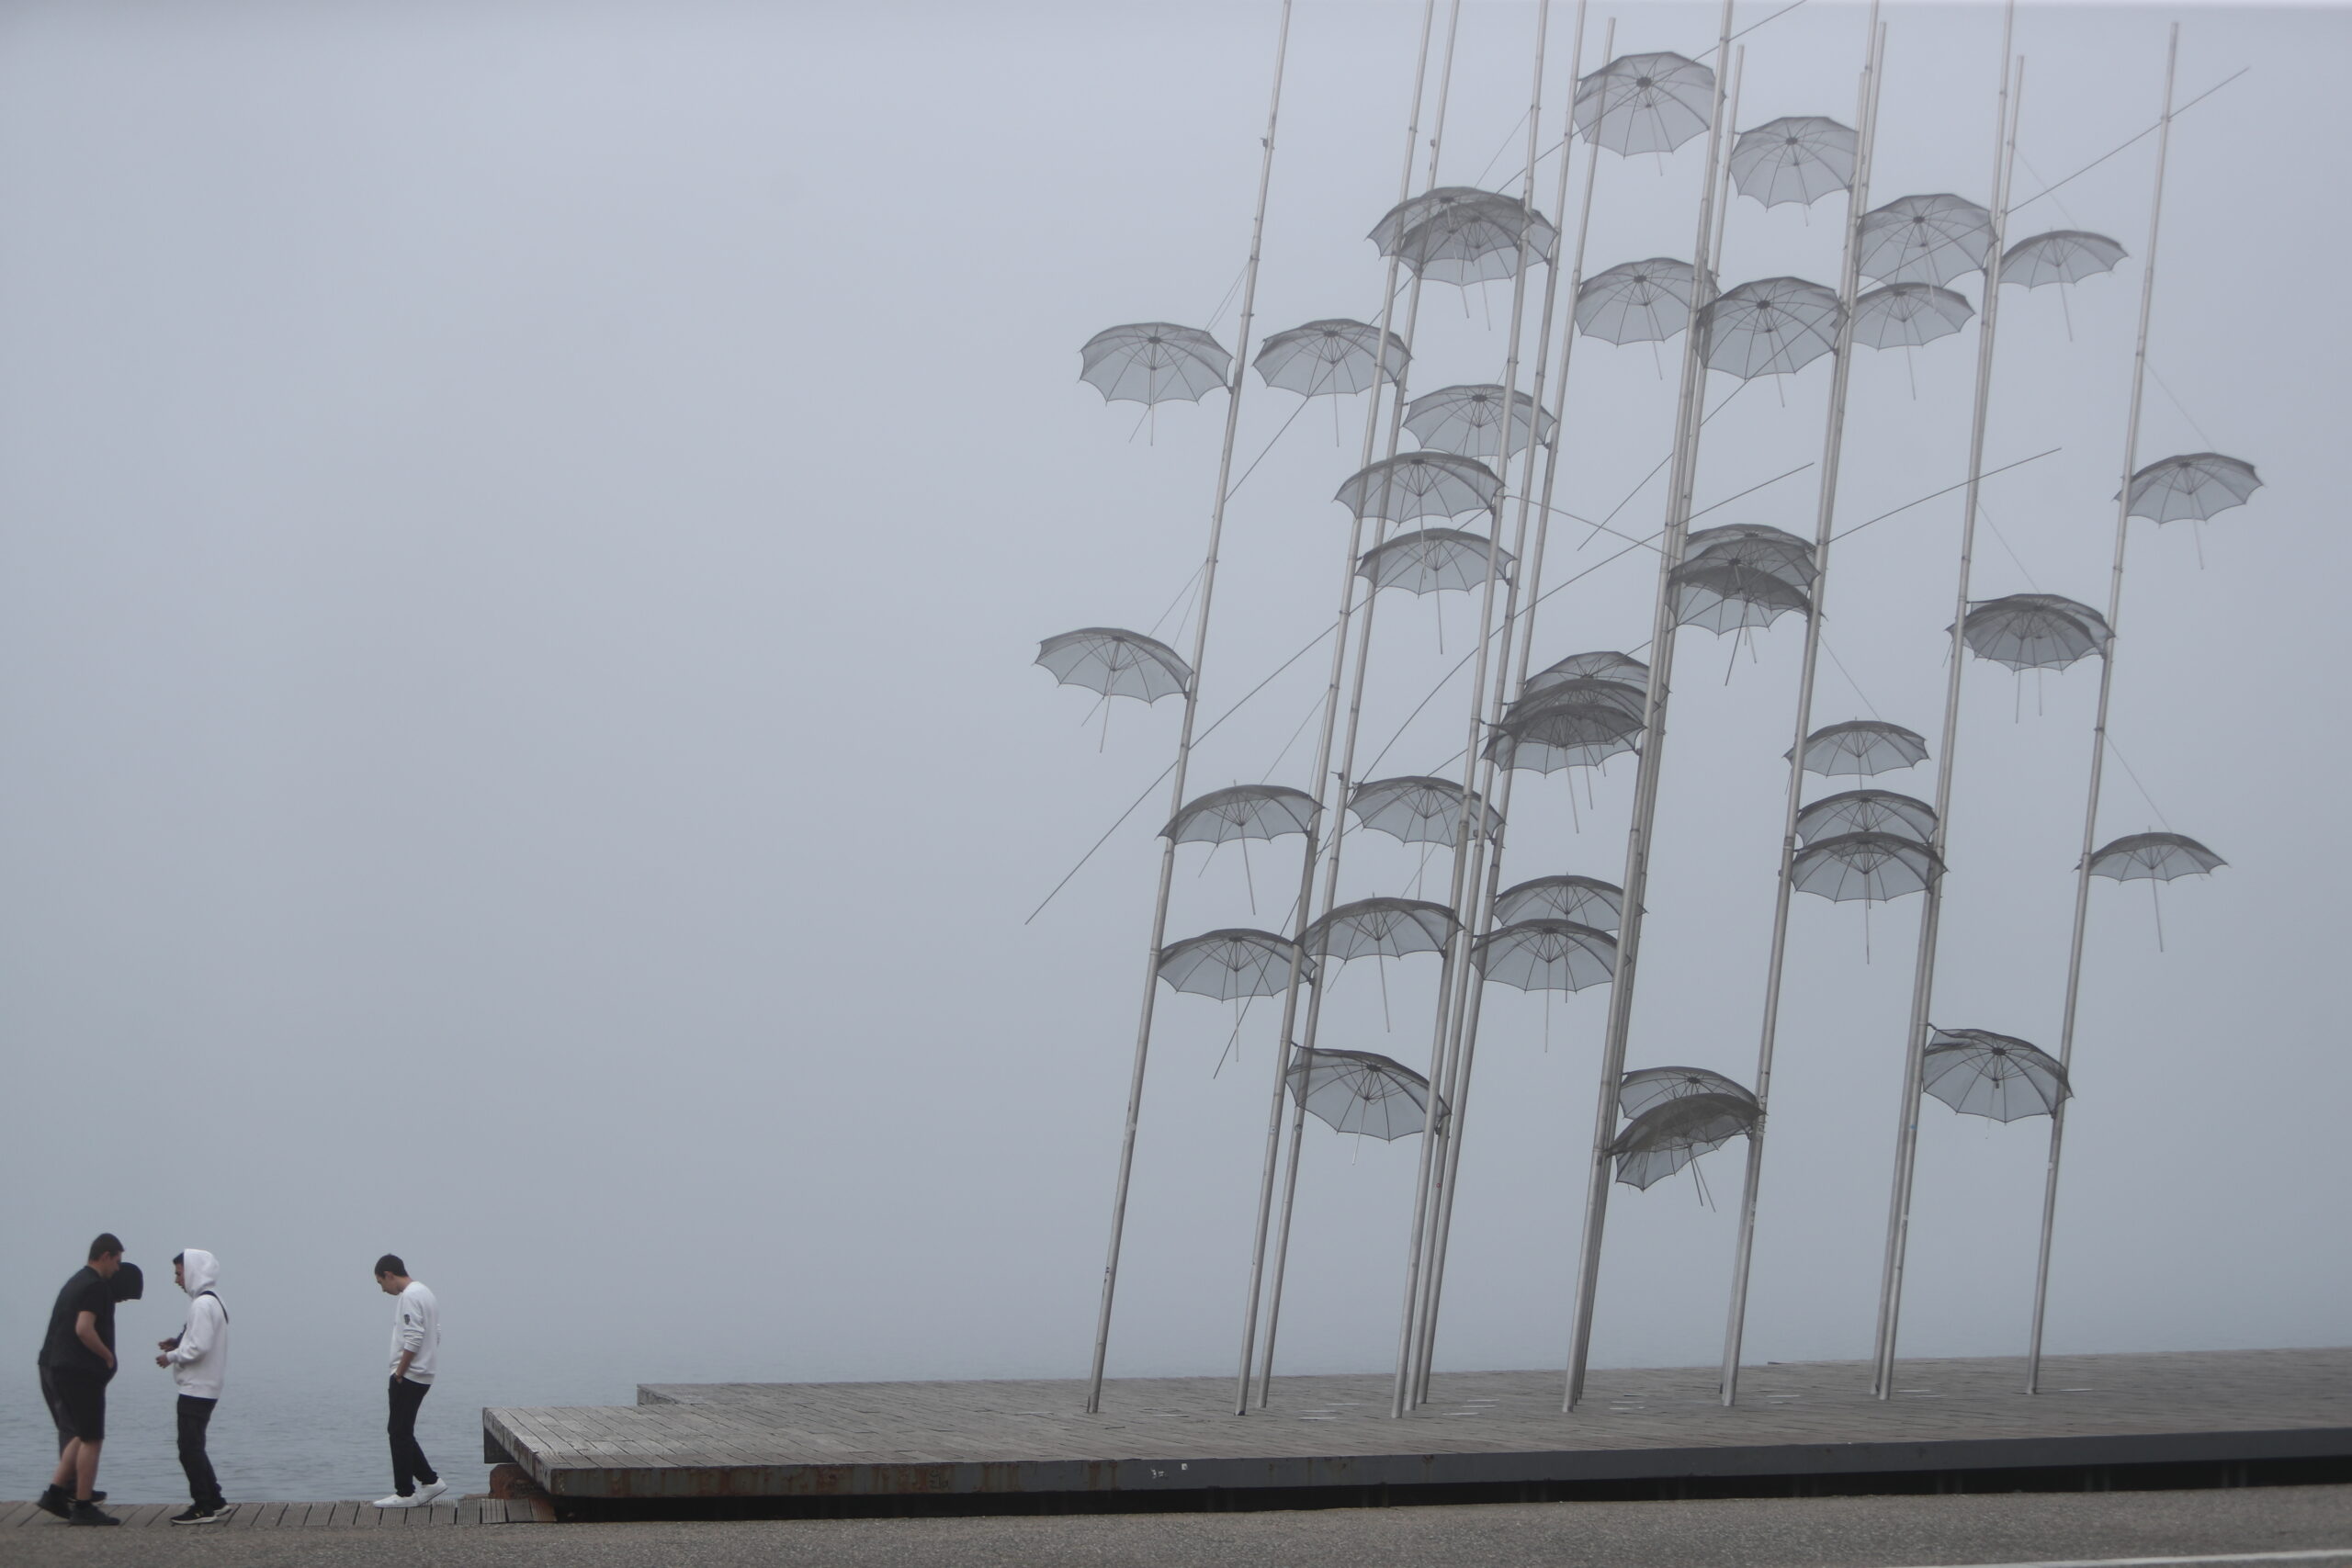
left=177, top=1396, right=223, bottom=1510
left=74, top=1438, right=102, bottom=1501
left=387, top=1376, right=430, bottom=1495
left=41, top=1368, right=73, bottom=1456
left=406, top=1382, right=438, bottom=1487
left=49, top=1437, right=81, bottom=1493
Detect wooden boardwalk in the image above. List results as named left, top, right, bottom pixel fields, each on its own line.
left=0, top=1497, right=554, bottom=1531
left=482, top=1347, right=2352, bottom=1503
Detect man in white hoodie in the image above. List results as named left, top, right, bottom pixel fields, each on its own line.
left=372, top=1254, right=445, bottom=1509
left=154, top=1249, right=229, bottom=1525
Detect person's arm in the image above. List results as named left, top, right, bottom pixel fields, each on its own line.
left=391, top=1294, right=423, bottom=1382
left=74, top=1311, right=114, bottom=1371
left=164, top=1300, right=218, bottom=1366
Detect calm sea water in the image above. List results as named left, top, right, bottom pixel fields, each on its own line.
left=2, top=1359, right=628, bottom=1506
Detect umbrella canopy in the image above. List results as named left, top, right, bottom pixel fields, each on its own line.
left=1577, top=257, right=1697, bottom=345
left=1620, top=1066, right=1758, bottom=1120
left=1702, top=277, right=1842, bottom=378
left=2086, top=831, right=2226, bottom=883
left=1795, top=789, right=1937, bottom=846
left=1730, top=115, right=1857, bottom=208
left=1671, top=558, right=1813, bottom=634
left=1356, top=527, right=1516, bottom=595
left=1528, top=650, right=1650, bottom=692
left=1608, top=1092, right=1758, bottom=1190
left=1287, top=1048, right=1444, bottom=1141
left=1795, top=718, right=1929, bottom=777
left=1921, top=1028, right=2071, bottom=1122
left=2124, top=453, right=2263, bottom=524
left=1962, top=592, right=2112, bottom=672
left=1487, top=688, right=1645, bottom=773
left=1503, top=674, right=1646, bottom=727
left=1335, top=452, right=1504, bottom=525
left=1254, top=318, right=1409, bottom=397
left=1791, top=831, right=1944, bottom=902
left=1348, top=775, right=1499, bottom=846
left=1474, top=919, right=1617, bottom=993
left=1851, top=282, right=1974, bottom=349
left=1163, top=784, right=1320, bottom=848
left=1302, top=897, right=1459, bottom=962
left=1574, top=51, right=1715, bottom=156
left=1035, top=627, right=1191, bottom=703
left=1079, top=322, right=1231, bottom=405
left=1372, top=186, right=1558, bottom=285
left=1858, top=194, right=1995, bottom=287
left=1157, top=929, right=1312, bottom=1001
left=2000, top=230, right=2127, bottom=289
left=1684, top=524, right=1816, bottom=589
left=1492, top=874, right=1624, bottom=932
left=1405, top=383, right=1557, bottom=460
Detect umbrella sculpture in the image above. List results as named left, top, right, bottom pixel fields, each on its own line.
left=1335, top=452, right=1505, bottom=525
left=1620, top=1066, right=1758, bottom=1120
left=1035, top=627, right=1193, bottom=703
left=1608, top=1092, right=1760, bottom=1190
left=1473, top=919, right=1618, bottom=992
left=1684, top=524, right=1817, bottom=588
left=1795, top=789, right=1938, bottom=845
left=1793, top=718, right=1929, bottom=776
left=1504, top=673, right=1646, bottom=724
left=1729, top=115, right=1857, bottom=209
left=1254, top=318, right=1409, bottom=397
left=1671, top=558, right=1813, bottom=634
left=1301, top=897, right=1459, bottom=962
left=1492, top=874, right=1623, bottom=932
left=1487, top=682, right=1647, bottom=773
left=1079, top=323, right=1232, bottom=405
left=2000, top=231, right=2127, bottom=289
left=1163, top=784, right=1320, bottom=848
left=1920, top=1029, right=2071, bottom=1122
left=1405, top=383, right=1557, bottom=459
left=1157, top=929, right=1316, bottom=1001
left=1577, top=257, right=1697, bottom=344
left=1851, top=282, right=1974, bottom=349
left=1527, top=650, right=1650, bottom=693
left=2086, top=831, right=2226, bottom=882
left=1857, top=193, right=1995, bottom=288
left=1371, top=187, right=1558, bottom=286
left=1356, top=528, right=1519, bottom=595
left=1348, top=776, right=1499, bottom=848
left=1790, top=831, right=1944, bottom=903
left=1287, top=1048, right=1444, bottom=1141
left=1962, top=592, right=2113, bottom=672
left=1574, top=51, right=1716, bottom=157
left=2123, top=452, right=2263, bottom=523
left=1702, top=277, right=1843, bottom=378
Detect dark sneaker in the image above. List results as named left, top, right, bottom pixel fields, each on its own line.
left=32, top=1486, right=70, bottom=1520
left=171, top=1506, right=229, bottom=1525
left=68, top=1501, right=120, bottom=1527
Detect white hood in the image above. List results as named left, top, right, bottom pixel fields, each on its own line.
left=179, top=1249, right=220, bottom=1297
left=164, top=1248, right=229, bottom=1398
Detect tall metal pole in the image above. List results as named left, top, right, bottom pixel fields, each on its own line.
left=1870, top=11, right=2022, bottom=1401
left=1408, top=3, right=1604, bottom=1410
left=1240, top=0, right=1465, bottom=1413
left=2026, top=23, right=2179, bottom=1396
left=1561, top=0, right=1739, bottom=1412
left=1716, top=6, right=1883, bottom=1409
left=1391, top=0, right=1556, bottom=1418
left=1085, top=0, right=1296, bottom=1415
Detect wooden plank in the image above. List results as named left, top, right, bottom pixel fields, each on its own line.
left=233, top=1500, right=282, bottom=1529
left=0, top=1502, right=41, bottom=1529
left=331, top=1501, right=365, bottom=1528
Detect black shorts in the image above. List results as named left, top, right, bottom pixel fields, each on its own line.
left=45, top=1368, right=105, bottom=1443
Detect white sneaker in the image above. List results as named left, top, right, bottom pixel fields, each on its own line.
left=413, top=1482, right=448, bottom=1506
left=372, top=1494, right=421, bottom=1509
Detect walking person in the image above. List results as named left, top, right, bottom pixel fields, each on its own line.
left=38, top=1259, right=138, bottom=1496
left=33, top=1235, right=131, bottom=1527
left=373, top=1255, right=446, bottom=1509
left=156, top=1249, right=232, bottom=1524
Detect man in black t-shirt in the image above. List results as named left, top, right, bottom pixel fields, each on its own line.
left=33, top=1235, right=129, bottom=1527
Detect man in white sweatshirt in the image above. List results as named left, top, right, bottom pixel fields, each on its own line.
left=154, top=1249, right=230, bottom=1525
left=371, top=1254, right=445, bottom=1509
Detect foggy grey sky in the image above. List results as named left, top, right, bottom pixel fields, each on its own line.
left=0, top=0, right=2343, bottom=1412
